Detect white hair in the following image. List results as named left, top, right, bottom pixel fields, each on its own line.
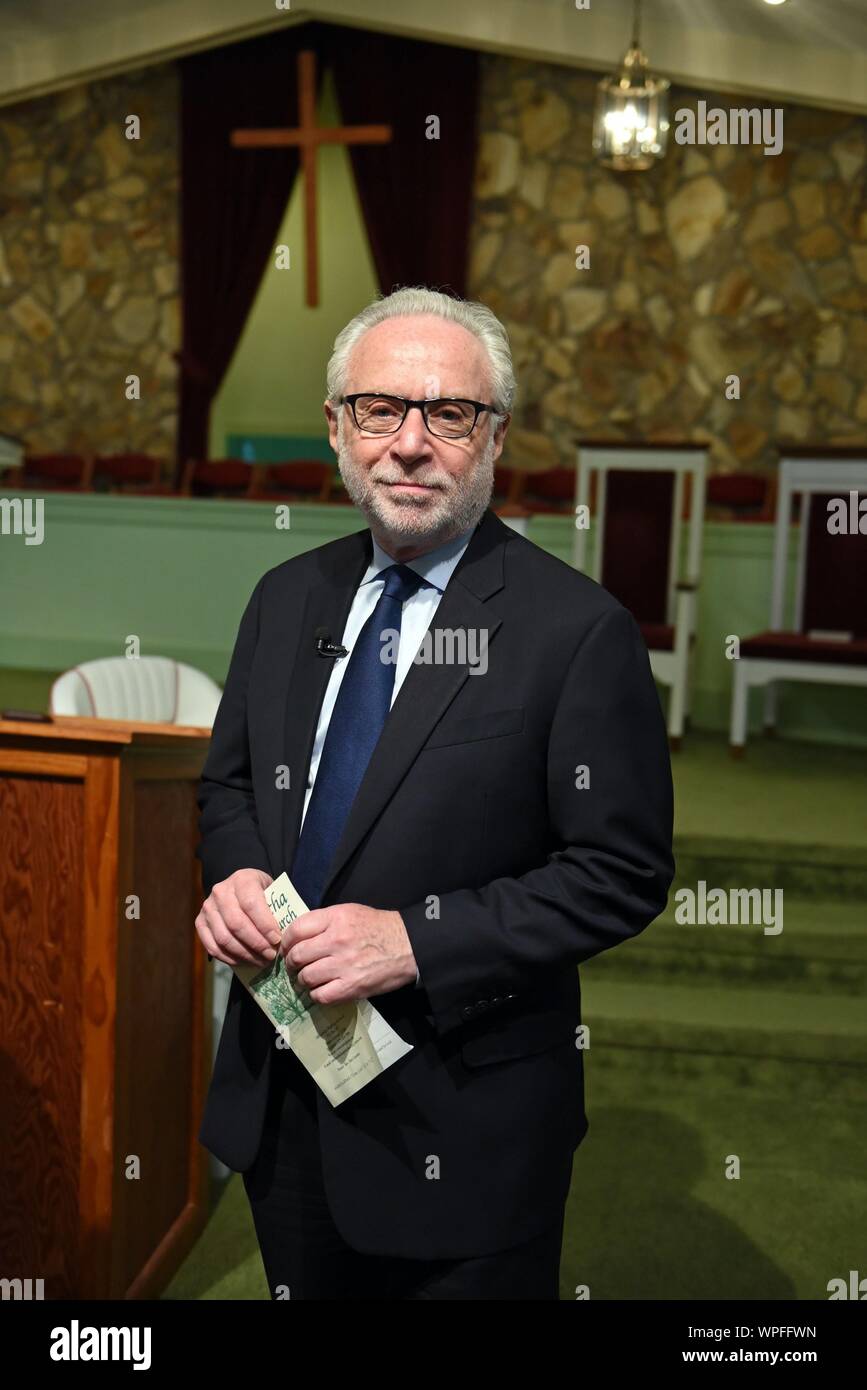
left=325, top=286, right=516, bottom=416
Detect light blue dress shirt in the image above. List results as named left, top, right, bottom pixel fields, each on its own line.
left=300, top=523, right=477, bottom=987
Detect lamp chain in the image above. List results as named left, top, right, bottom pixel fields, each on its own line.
left=632, top=0, right=642, bottom=49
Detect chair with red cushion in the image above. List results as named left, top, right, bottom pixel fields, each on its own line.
left=252, top=460, right=333, bottom=503
left=11, top=452, right=94, bottom=491
left=730, top=454, right=867, bottom=755
left=492, top=464, right=524, bottom=507
left=520, top=467, right=575, bottom=514
left=489, top=464, right=529, bottom=532
left=179, top=458, right=259, bottom=498
left=573, top=442, right=708, bottom=747
left=706, top=472, right=772, bottom=521
left=94, top=453, right=173, bottom=494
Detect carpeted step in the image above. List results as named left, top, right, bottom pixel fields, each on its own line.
left=673, top=835, right=867, bottom=901
left=585, top=898, right=867, bottom=995
left=581, top=977, right=867, bottom=1103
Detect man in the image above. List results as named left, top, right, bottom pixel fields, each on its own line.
left=194, top=286, right=674, bottom=1300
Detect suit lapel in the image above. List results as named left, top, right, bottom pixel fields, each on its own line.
left=278, top=530, right=371, bottom=877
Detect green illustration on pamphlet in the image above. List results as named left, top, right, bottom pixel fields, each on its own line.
left=250, top=951, right=312, bottom=1026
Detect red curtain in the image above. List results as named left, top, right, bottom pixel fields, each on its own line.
left=176, top=23, right=479, bottom=475
left=328, top=28, right=479, bottom=298
left=177, top=27, right=324, bottom=475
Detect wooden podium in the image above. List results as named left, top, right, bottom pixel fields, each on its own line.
left=0, top=715, right=213, bottom=1299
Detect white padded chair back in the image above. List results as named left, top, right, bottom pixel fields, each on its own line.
left=50, top=655, right=222, bottom=727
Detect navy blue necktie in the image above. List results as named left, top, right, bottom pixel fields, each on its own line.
left=290, top=563, right=427, bottom=908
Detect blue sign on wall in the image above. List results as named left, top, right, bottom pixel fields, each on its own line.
left=226, top=434, right=335, bottom=464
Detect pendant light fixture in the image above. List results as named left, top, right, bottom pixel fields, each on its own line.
left=592, top=0, right=670, bottom=171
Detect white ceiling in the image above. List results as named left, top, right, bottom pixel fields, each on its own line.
left=613, top=0, right=867, bottom=52
left=0, top=0, right=865, bottom=112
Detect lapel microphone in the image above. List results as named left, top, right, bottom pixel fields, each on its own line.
left=314, top=626, right=349, bottom=658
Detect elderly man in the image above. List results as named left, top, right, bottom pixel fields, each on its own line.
left=194, top=286, right=674, bottom=1300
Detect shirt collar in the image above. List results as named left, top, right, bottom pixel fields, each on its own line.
left=363, top=521, right=478, bottom=594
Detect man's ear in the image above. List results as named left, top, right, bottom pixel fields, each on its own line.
left=324, top=399, right=339, bottom=455
left=493, top=412, right=511, bottom=461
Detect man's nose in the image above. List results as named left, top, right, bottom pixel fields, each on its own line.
left=392, top=405, right=432, bottom=452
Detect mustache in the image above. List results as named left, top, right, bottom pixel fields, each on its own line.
left=368, top=468, right=450, bottom=489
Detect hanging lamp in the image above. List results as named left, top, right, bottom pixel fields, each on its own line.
left=592, top=0, right=670, bottom=171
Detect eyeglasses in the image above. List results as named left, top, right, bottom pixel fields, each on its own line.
left=340, top=393, right=499, bottom=440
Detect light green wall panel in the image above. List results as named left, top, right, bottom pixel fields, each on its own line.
left=0, top=493, right=362, bottom=680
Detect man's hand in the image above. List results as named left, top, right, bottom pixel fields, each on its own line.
left=195, top=868, right=279, bottom=966
left=281, top=903, right=416, bottom=1005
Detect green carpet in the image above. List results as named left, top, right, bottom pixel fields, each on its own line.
left=164, top=1177, right=269, bottom=1301
left=559, top=1073, right=866, bottom=1301
left=161, top=728, right=866, bottom=1300
left=672, top=729, right=867, bottom=849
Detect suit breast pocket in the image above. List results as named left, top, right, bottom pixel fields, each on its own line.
left=461, top=1009, right=578, bottom=1067
left=424, top=706, right=525, bottom=751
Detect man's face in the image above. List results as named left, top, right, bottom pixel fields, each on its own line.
left=324, top=315, right=510, bottom=554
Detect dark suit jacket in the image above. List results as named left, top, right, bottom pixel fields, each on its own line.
left=196, top=508, right=674, bottom=1260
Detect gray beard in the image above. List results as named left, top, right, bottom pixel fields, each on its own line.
left=337, top=423, right=496, bottom=551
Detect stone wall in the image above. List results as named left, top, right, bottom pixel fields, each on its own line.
left=468, top=59, right=867, bottom=476
left=0, top=64, right=179, bottom=462
left=1, top=49, right=865, bottom=480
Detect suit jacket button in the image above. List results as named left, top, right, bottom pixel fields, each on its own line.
left=461, top=1005, right=475, bottom=1019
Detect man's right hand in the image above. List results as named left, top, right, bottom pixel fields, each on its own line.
left=195, top=868, right=279, bottom=966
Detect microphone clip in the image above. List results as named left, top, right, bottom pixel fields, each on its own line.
left=314, top=627, right=348, bottom=659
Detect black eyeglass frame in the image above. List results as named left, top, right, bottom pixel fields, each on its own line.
left=339, top=393, right=501, bottom=439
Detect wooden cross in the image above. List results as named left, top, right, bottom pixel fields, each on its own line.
left=231, top=50, right=392, bottom=307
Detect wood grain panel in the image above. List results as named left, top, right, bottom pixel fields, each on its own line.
left=0, top=717, right=211, bottom=746
left=0, top=722, right=210, bottom=1299
left=115, top=779, right=199, bottom=1292
left=0, top=774, right=83, bottom=1297
left=0, top=752, right=88, bottom=778
left=77, top=755, right=119, bottom=1299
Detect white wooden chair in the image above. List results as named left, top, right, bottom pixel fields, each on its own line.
left=573, top=443, right=707, bottom=748
left=729, top=454, right=867, bottom=756
left=50, top=654, right=222, bottom=726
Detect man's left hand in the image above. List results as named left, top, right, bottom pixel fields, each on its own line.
left=281, top=903, right=416, bottom=1004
